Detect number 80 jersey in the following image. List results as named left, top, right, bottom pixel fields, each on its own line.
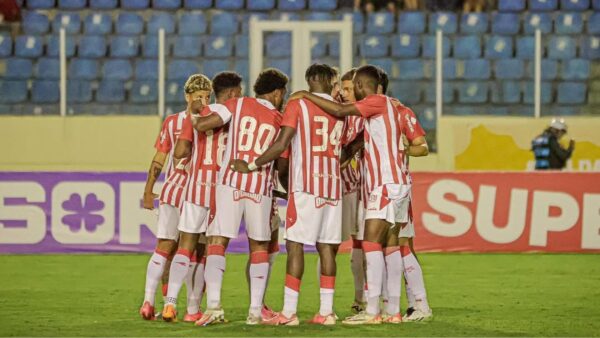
left=216, top=97, right=282, bottom=197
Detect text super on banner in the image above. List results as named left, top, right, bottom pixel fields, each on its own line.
left=1, top=172, right=599, bottom=253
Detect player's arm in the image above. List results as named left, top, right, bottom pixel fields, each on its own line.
left=142, top=151, right=167, bottom=210
left=192, top=114, right=225, bottom=133
left=173, top=139, right=191, bottom=159
left=405, top=136, right=429, bottom=157
left=341, top=131, right=364, bottom=166
left=289, top=90, right=361, bottom=118
left=549, top=136, right=574, bottom=161
left=229, top=126, right=297, bottom=173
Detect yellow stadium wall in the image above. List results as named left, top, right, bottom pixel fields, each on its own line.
left=1, top=116, right=599, bottom=172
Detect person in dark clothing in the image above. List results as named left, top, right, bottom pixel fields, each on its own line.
left=531, top=118, right=575, bottom=170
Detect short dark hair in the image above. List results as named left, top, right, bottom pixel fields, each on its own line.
left=212, top=71, right=243, bottom=97
left=377, top=67, right=389, bottom=95
left=341, top=68, right=357, bottom=81
left=355, top=65, right=381, bottom=89
left=253, top=68, right=289, bottom=95
left=305, top=63, right=337, bottom=84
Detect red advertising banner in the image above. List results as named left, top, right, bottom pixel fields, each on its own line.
left=408, top=172, right=600, bottom=252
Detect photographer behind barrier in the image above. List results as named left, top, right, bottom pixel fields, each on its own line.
left=531, top=118, right=575, bottom=170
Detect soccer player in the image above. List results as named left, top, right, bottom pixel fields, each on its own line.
left=191, top=68, right=289, bottom=326
left=288, top=65, right=411, bottom=325
left=139, top=74, right=211, bottom=321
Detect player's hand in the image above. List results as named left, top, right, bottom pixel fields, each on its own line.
left=403, top=136, right=410, bottom=151
left=288, top=90, right=308, bottom=101
left=189, top=99, right=205, bottom=115
left=142, top=192, right=158, bottom=210
left=272, top=190, right=288, bottom=200
left=229, top=159, right=251, bottom=173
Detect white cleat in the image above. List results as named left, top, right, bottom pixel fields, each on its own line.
left=342, top=312, right=383, bottom=325
left=195, top=308, right=226, bottom=326
left=246, top=313, right=261, bottom=325
left=403, top=308, right=433, bottom=322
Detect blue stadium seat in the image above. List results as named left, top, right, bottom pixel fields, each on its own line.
left=121, top=103, right=156, bottom=115
left=4, top=58, right=33, bottom=79
left=184, top=0, right=211, bottom=8
left=247, top=0, right=275, bottom=10
left=560, top=0, right=590, bottom=10
left=391, top=34, right=420, bottom=58
left=516, top=36, right=535, bottom=59
left=142, top=36, right=159, bottom=57
left=15, top=36, right=43, bottom=58
left=498, top=81, right=521, bottom=103
left=179, top=12, right=207, bottom=35
left=492, top=13, right=520, bottom=34
left=582, top=36, right=600, bottom=59
left=0, top=34, right=12, bottom=57
left=311, top=33, right=328, bottom=58
left=359, top=35, right=389, bottom=58
left=397, top=11, right=426, bottom=34
left=204, top=35, right=233, bottom=57
left=235, top=35, right=248, bottom=57
left=494, top=59, right=524, bottom=79
left=370, top=58, right=394, bottom=78
left=97, top=80, right=126, bottom=103
left=202, top=59, right=230, bottom=79
left=266, top=32, right=292, bottom=57
left=422, top=35, right=450, bottom=58
left=103, top=59, right=133, bottom=80
left=460, top=13, right=488, bottom=34
left=561, top=59, right=590, bottom=79
left=46, top=35, right=76, bottom=57
left=458, top=82, right=488, bottom=103
left=0, top=81, right=28, bottom=103
left=555, top=13, right=583, bottom=34
left=594, top=0, right=600, bottom=9
left=32, top=81, right=59, bottom=103
left=148, top=12, right=176, bottom=34
left=22, top=12, right=50, bottom=34
left=485, top=36, right=513, bottom=59
left=588, top=12, right=600, bottom=34
left=526, top=59, right=558, bottom=79
left=557, top=82, right=586, bottom=103
left=153, top=0, right=182, bottom=9
left=173, top=36, right=202, bottom=57
left=168, top=60, right=200, bottom=80
left=210, top=11, right=238, bottom=35
left=306, top=12, right=333, bottom=21
left=135, top=59, right=158, bottom=79
left=488, top=106, right=509, bottom=115
left=58, top=0, right=86, bottom=8
left=529, top=0, right=558, bottom=11
left=390, top=81, right=422, bottom=104
left=548, top=36, right=576, bottom=59
left=215, top=0, right=243, bottom=9
left=340, top=11, right=364, bottom=34
left=116, top=13, right=144, bottom=35
left=265, top=58, right=291, bottom=76
left=498, top=0, right=525, bottom=11
left=79, top=36, right=107, bottom=58
left=241, top=12, right=270, bottom=33
left=234, top=59, right=249, bottom=82
left=454, top=35, right=481, bottom=59
left=83, top=13, right=112, bottom=35
left=398, top=59, right=424, bottom=79
left=271, top=11, right=301, bottom=21
left=523, top=13, right=552, bottom=34
left=131, top=81, right=158, bottom=103
left=424, top=83, right=454, bottom=103
left=110, top=36, right=140, bottom=58
left=27, top=0, right=55, bottom=9
left=442, top=59, right=457, bottom=79
left=429, top=12, right=457, bottom=34
left=166, top=80, right=183, bottom=103
left=278, top=0, right=306, bottom=10
left=52, top=13, right=81, bottom=34
left=67, top=80, right=92, bottom=103
left=462, top=59, right=490, bottom=79
left=35, top=58, right=60, bottom=80
left=69, top=58, right=99, bottom=79
left=309, top=0, right=336, bottom=10
left=448, top=106, right=478, bottom=115
left=121, top=0, right=150, bottom=8
left=523, top=81, right=552, bottom=104
left=366, top=12, right=394, bottom=34
left=89, top=0, right=118, bottom=8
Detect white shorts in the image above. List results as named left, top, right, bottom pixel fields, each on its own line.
left=365, top=184, right=411, bottom=225
left=178, top=201, right=210, bottom=234
left=285, top=191, right=342, bottom=246
left=156, top=203, right=180, bottom=240
left=341, top=191, right=359, bottom=241
left=208, top=184, right=273, bottom=241
left=398, top=194, right=415, bottom=238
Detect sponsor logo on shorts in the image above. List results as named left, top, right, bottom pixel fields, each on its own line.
left=315, top=197, right=339, bottom=209
left=233, top=190, right=262, bottom=203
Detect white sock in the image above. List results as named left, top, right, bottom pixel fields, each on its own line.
left=362, top=241, right=384, bottom=316
left=165, top=249, right=192, bottom=306
left=186, top=259, right=205, bottom=315
left=143, top=250, right=168, bottom=306
left=351, top=241, right=365, bottom=303
left=185, top=261, right=198, bottom=313
left=249, top=251, right=269, bottom=316
left=204, top=245, right=226, bottom=310
left=319, top=275, right=335, bottom=316
left=401, top=246, right=430, bottom=312
left=384, top=248, right=403, bottom=315
left=381, top=261, right=388, bottom=302
left=405, top=278, right=416, bottom=309
left=282, top=274, right=301, bottom=318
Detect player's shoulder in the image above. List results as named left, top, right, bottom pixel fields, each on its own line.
left=162, top=111, right=183, bottom=125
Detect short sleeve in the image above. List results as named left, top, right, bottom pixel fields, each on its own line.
left=207, top=103, right=232, bottom=123
left=354, top=94, right=388, bottom=118
left=280, top=99, right=301, bottom=129
left=154, top=117, right=172, bottom=153
left=400, top=107, right=426, bottom=141
left=179, top=114, right=194, bottom=142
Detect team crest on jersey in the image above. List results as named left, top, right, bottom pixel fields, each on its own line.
left=159, top=130, right=167, bottom=144
left=404, top=114, right=415, bottom=134
left=233, top=190, right=262, bottom=203
left=314, top=197, right=339, bottom=209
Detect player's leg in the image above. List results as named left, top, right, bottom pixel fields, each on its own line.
left=405, top=237, right=417, bottom=315
left=246, top=238, right=272, bottom=324
left=343, top=191, right=366, bottom=312
left=383, top=225, right=403, bottom=323
left=261, top=218, right=280, bottom=319
left=400, top=235, right=432, bottom=321
left=280, top=239, right=303, bottom=325
left=183, top=241, right=206, bottom=322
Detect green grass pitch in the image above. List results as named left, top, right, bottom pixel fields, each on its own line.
left=1, top=253, right=599, bottom=336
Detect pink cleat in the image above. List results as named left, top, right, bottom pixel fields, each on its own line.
left=307, top=313, right=336, bottom=325
left=276, top=312, right=300, bottom=326
left=383, top=312, right=402, bottom=324
left=139, top=301, right=156, bottom=321
left=183, top=312, right=203, bottom=322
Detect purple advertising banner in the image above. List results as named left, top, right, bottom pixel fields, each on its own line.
left=0, top=172, right=289, bottom=254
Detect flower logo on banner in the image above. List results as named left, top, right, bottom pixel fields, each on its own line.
left=61, top=193, right=105, bottom=232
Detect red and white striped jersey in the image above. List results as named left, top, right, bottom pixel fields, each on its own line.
left=281, top=94, right=345, bottom=200
left=391, top=98, right=426, bottom=170
left=354, top=94, right=409, bottom=195
left=217, top=97, right=282, bottom=197
left=155, top=111, right=189, bottom=207
left=340, top=115, right=365, bottom=194
left=179, top=104, right=229, bottom=208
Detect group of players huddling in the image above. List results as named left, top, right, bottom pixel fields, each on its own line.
left=139, top=63, right=433, bottom=326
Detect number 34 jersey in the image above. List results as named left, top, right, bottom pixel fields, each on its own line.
left=282, top=93, right=345, bottom=201
left=215, top=97, right=282, bottom=197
